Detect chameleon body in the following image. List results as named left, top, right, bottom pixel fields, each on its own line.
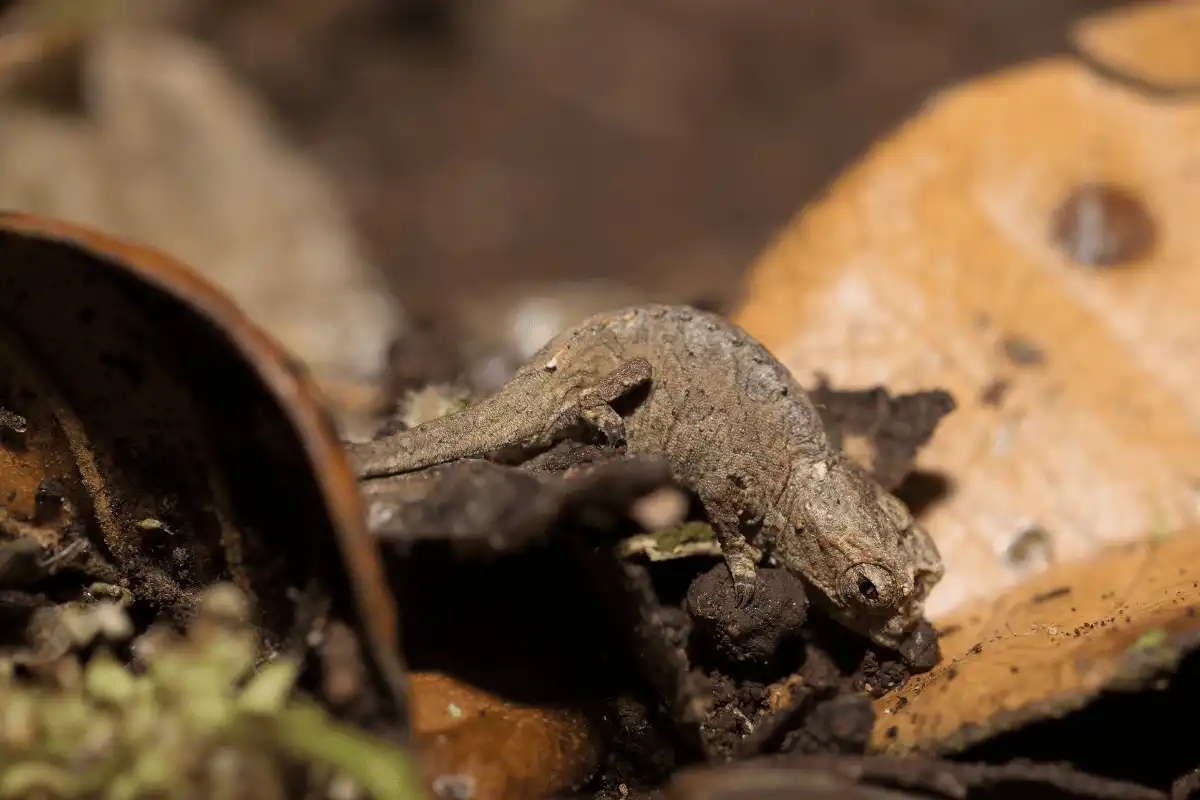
left=350, top=305, right=944, bottom=652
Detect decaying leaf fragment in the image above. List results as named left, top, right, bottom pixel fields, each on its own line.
left=616, top=520, right=721, bottom=562
left=735, top=0, right=1200, bottom=617
left=0, top=215, right=407, bottom=730
left=873, top=529, right=1200, bottom=756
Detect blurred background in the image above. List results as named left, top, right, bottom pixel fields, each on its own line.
left=0, top=0, right=1131, bottom=410
left=179, top=0, right=1125, bottom=307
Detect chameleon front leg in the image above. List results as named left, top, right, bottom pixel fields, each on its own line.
left=697, top=476, right=763, bottom=607
left=547, top=357, right=652, bottom=446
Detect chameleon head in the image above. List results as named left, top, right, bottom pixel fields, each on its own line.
left=781, top=457, right=945, bottom=652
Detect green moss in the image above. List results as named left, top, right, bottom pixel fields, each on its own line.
left=615, top=520, right=721, bottom=562
left=0, top=584, right=424, bottom=800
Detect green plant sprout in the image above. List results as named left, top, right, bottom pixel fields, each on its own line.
left=0, top=583, right=424, bottom=800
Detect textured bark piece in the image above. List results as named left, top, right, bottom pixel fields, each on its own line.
left=1071, top=0, right=1200, bottom=93
left=871, top=530, right=1200, bottom=756
left=736, top=44, right=1200, bottom=618
left=360, top=454, right=675, bottom=552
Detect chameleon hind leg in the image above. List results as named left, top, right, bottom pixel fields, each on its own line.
left=697, top=475, right=764, bottom=607
left=546, top=356, right=652, bottom=446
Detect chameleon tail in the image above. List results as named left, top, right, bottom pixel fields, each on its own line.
left=348, top=371, right=554, bottom=479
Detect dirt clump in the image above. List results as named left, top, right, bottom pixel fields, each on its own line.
left=686, top=564, right=808, bottom=665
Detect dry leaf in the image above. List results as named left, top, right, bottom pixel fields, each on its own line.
left=872, top=530, right=1200, bottom=755
left=410, top=671, right=602, bottom=800
left=0, top=214, right=407, bottom=728
left=0, top=16, right=403, bottom=427
left=735, top=3, right=1200, bottom=618
left=734, top=1, right=1200, bottom=767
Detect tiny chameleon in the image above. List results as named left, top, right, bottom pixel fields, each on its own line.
left=349, top=304, right=945, bottom=653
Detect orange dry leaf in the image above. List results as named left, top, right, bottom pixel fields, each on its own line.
left=872, top=530, right=1200, bottom=754
left=736, top=0, right=1200, bottom=757
left=736, top=3, right=1200, bottom=620
left=410, top=671, right=602, bottom=800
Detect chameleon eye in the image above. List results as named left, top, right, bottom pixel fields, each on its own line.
left=840, top=563, right=896, bottom=609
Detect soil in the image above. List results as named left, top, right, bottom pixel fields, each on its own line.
left=686, top=563, right=808, bottom=665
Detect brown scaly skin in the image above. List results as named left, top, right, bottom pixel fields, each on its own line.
left=349, top=305, right=945, bottom=653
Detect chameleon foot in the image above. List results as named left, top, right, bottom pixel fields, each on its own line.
left=698, top=477, right=764, bottom=609
left=580, top=405, right=627, bottom=447
left=733, top=578, right=757, bottom=608
left=546, top=357, right=653, bottom=441
left=579, top=356, right=652, bottom=405
left=727, top=555, right=759, bottom=608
